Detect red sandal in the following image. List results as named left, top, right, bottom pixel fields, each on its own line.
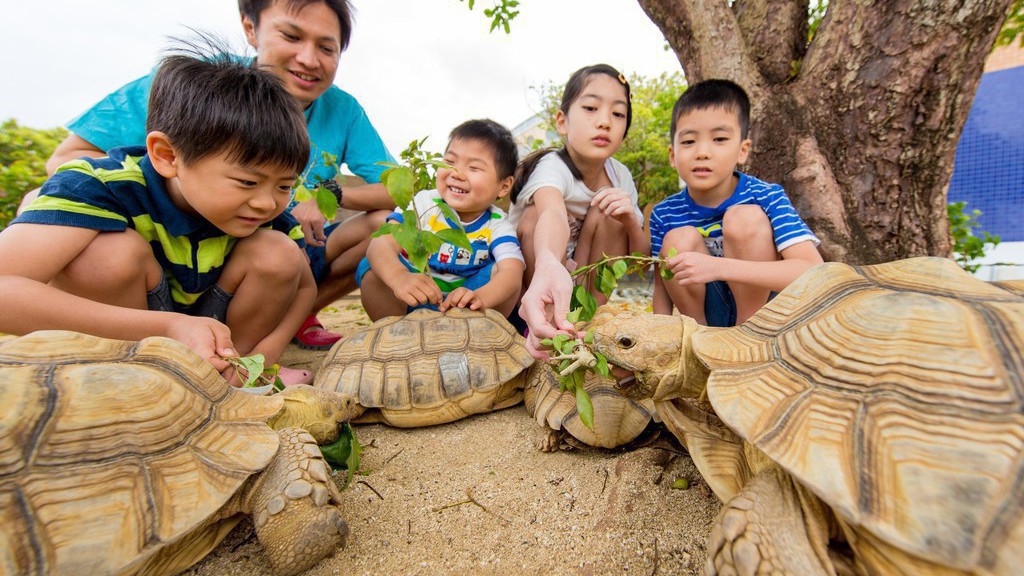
left=292, top=315, right=343, bottom=350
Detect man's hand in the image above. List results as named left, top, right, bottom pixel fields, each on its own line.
left=519, top=258, right=575, bottom=360
left=291, top=198, right=328, bottom=247
left=665, top=251, right=722, bottom=286
left=440, top=287, right=483, bottom=311
left=165, top=315, right=236, bottom=373
left=392, top=271, right=443, bottom=307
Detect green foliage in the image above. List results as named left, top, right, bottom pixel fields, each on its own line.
left=372, top=139, right=471, bottom=275
left=0, top=119, right=68, bottom=230
left=225, top=354, right=285, bottom=393
left=293, top=149, right=341, bottom=221
left=996, top=0, right=1024, bottom=47
left=807, top=0, right=829, bottom=42
left=459, top=0, right=520, bottom=34
left=532, top=72, right=687, bottom=207
left=319, top=423, right=362, bottom=487
left=948, top=202, right=1000, bottom=274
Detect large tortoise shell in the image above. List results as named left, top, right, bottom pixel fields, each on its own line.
left=0, top=331, right=282, bottom=575
left=315, top=308, right=534, bottom=427
left=698, top=257, right=1024, bottom=571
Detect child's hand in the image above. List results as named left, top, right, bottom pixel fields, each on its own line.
left=165, top=315, right=236, bottom=373
left=292, top=198, right=329, bottom=247
left=591, top=187, right=639, bottom=227
left=665, top=251, right=722, bottom=285
left=439, top=287, right=483, bottom=311
left=392, top=271, right=443, bottom=307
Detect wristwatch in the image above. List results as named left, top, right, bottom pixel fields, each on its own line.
left=322, top=179, right=344, bottom=207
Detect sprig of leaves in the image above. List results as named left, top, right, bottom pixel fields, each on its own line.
left=293, top=149, right=341, bottom=221
left=225, top=354, right=285, bottom=394
left=459, top=0, right=520, bottom=34
left=948, top=201, right=1000, bottom=274
left=371, top=154, right=472, bottom=275
left=319, top=423, right=363, bottom=488
left=544, top=251, right=675, bottom=427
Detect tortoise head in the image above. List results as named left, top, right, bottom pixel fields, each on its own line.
left=586, top=309, right=706, bottom=402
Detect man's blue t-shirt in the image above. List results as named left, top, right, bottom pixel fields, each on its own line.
left=66, top=60, right=394, bottom=186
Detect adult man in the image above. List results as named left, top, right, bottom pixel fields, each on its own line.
left=35, top=0, right=395, bottom=348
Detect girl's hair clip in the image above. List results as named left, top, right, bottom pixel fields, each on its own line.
left=618, top=73, right=628, bottom=85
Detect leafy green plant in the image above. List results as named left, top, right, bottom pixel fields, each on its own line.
left=997, top=0, right=1024, bottom=47
left=293, top=149, right=341, bottom=222
left=459, top=0, right=520, bottom=33
left=0, top=119, right=68, bottom=230
left=224, top=353, right=285, bottom=393
left=948, top=201, right=1001, bottom=274
left=400, top=136, right=444, bottom=192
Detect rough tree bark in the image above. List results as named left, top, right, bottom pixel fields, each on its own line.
left=635, top=0, right=1013, bottom=264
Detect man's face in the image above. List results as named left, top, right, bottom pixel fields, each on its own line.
left=243, top=0, right=342, bottom=108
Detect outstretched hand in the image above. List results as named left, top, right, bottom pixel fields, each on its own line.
left=165, top=315, right=236, bottom=373
left=519, top=261, right=576, bottom=360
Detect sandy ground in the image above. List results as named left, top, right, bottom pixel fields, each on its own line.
left=186, top=292, right=721, bottom=576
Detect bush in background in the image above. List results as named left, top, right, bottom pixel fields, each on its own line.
left=0, top=119, right=67, bottom=230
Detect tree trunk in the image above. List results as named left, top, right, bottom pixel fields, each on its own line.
left=635, top=0, right=1013, bottom=264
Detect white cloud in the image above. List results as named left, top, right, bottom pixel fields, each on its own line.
left=0, top=0, right=681, bottom=155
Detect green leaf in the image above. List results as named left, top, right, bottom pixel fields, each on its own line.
left=319, top=423, right=362, bottom=488
left=671, top=477, right=690, bottom=490
left=321, top=151, right=338, bottom=169
left=433, top=198, right=465, bottom=228
left=435, top=227, right=472, bottom=251
left=612, top=259, right=629, bottom=278
left=421, top=231, right=446, bottom=255
left=382, top=166, right=415, bottom=210
left=315, top=186, right=339, bottom=221
left=594, top=352, right=610, bottom=377
left=566, top=307, right=582, bottom=324
left=666, top=247, right=678, bottom=258
left=372, top=222, right=399, bottom=238
left=551, top=333, right=571, bottom=351
left=659, top=265, right=675, bottom=281
left=575, top=384, right=594, bottom=430
left=238, top=354, right=265, bottom=387
left=584, top=331, right=594, bottom=345
left=293, top=184, right=314, bottom=203
left=598, top=267, right=618, bottom=297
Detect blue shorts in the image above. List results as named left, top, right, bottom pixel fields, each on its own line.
left=355, top=258, right=494, bottom=312
left=146, top=273, right=233, bottom=322
left=704, top=281, right=777, bottom=327
left=305, top=222, right=341, bottom=285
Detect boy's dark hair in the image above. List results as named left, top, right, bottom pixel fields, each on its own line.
left=239, top=0, right=354, bottom=52
left=512, top=64, right=632, bottom=204
left=147, top=34, right=309, bottom=173
left=670, top=79, right=751, bottom=140
left=448, top=119, right=518, bottom=181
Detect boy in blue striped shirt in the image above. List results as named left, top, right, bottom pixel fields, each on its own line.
left=0, top=41, right=317, bottom=384
left=650, top=80, right=823, bottom=326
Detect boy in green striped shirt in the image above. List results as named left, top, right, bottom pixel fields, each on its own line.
left=0, top=41, right=317, bottom=385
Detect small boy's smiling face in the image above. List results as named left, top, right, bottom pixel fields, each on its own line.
left=669, top=105, right=752, bottom=206
left=436, top=137, right=513, bottom=223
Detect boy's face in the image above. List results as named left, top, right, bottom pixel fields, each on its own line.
left=669, top=105, right=751, bottom=203
left=243, top=0, right=342, bottom=109
left=160, top=147, right=297, bottom=237
left=436, top=138, right=513, bottom=223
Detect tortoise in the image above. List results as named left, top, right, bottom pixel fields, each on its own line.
left=524, top=359, right=658, bottom=451
left=316, top=307, right=535, bottom=427
left=583, top=257, right=1024, bottom=575
left=0, top=330, right=359, bottom=576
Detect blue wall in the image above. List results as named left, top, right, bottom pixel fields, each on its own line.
left=948, top=66, right=1024, bottom=242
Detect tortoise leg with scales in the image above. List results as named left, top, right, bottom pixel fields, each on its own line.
left=0, top=331, right=360, bottom=576
left=583, top=257, right=1024, bottom=575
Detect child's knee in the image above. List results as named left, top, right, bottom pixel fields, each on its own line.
left=662, top=226, right=704, bottom=254
left=233, top=231, right=305, bottom=280
left=723, top=205, right=771, bottom=243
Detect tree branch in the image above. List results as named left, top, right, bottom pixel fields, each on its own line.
left=734, top=0, right=810, bottom=83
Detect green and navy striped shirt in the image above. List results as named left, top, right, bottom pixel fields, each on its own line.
left=15, top=146, right=305, bottom=309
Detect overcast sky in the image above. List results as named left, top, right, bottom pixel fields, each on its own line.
left=0, top=0, right=682, bottom=156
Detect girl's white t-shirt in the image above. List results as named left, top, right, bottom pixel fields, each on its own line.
left=508, top=152, right=643, bottom=258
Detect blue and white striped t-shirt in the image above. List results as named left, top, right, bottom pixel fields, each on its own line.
left=649, top=171, right=818, bottom=257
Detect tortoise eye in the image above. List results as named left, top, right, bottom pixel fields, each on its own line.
left=617, top=335, right=636, bottom=349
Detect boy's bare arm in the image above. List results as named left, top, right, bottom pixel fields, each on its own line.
left=665, top=239, right=823, bottom=292
left=365, top=234, right=441, bottom=306
left=46, top=134, right=105, bottom=176
left=468, top=259, right=526, bottom=310
left=0, top=224, right=235, bottom=368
